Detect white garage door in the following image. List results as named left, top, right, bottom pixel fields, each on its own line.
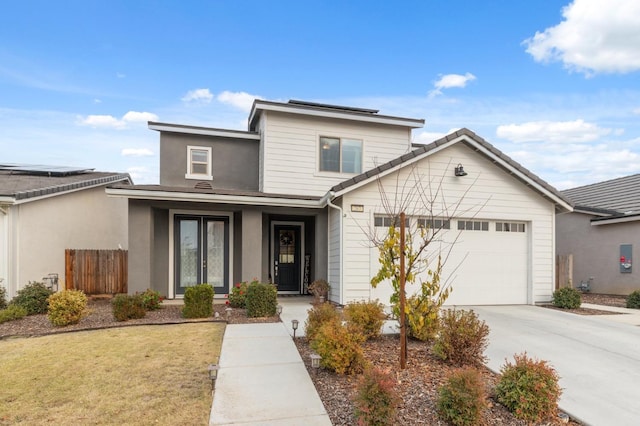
left=370, top=220, right=529, bottom=306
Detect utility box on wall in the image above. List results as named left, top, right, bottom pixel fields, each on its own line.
left=620, top=244, right=632, bottom=273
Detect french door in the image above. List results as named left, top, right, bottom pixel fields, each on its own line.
left=174, top=215, right=229, bottom=296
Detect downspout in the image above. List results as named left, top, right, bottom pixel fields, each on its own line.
left=326, top=191, right=344, bottom=305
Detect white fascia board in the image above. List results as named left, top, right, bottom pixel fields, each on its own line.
left=0, top=197, right=15, bottom=205
left=0, top=179, right=129, bottom=206
left=106, top=188, right=323, bottom=209
left=573, top=208, right=610, bottom=217
left=250, top=102, right=425, bottom=129
left=591, top=215, right=640, bottom=226
left=148, top=123, right=260, bottom=140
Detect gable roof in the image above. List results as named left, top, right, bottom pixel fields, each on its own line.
left=0, top=169, right=131, bottom=203
left=330, top=128, right=572, bottom=212
left=561, top=174, right=640, bottom=215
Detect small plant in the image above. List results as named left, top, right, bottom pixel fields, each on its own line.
left=112, top=294, right=146, bottom=321
left=353, top=366, right=399, bottom=426
left=344, top=300, right=386, bottom=341
left=0, top=304, right=28, bottom=323
left=311, top=320, right=366, bottom=375
left=433, top=309, right=489, bottom=367
left=139, top=289, right=163, bottom=311
left=47, top=290, right=88, bottom=326
left=308, top=279, right=330, bottom=302
left=626, top=290, right=640, bottom=309
left=245, top=281, right=277, bottom=317
left=496, top=352, right=562, bottom=423
left=437, top=367, right=488, bottom=426
left=10, top=281, right=54, bottom=315
left=304, top=302, right=341, bottom=343
left=0, top=285, right=7, bottom=310
left=229, top=281, right=250, bottom=308
left=405, top=294, right=440, bottom=341
left=182, top=283, right=214, bottom=318
left=553, top=287, right=582, bottom=309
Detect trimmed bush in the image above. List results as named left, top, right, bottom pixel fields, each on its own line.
left=311, top=320, right=365, bottom=375
left=344, top=300, right=386, bottom=341
left=437, top=367, right=487, bottom=426
left=0, top=285, right=7, bottom=310
left=245, top=282, right=277, bottom=318
left=406, top=294, right=440, bottom=342
left=0, top=304, right=28, bottom=323
left=433, top=309, right=490, bottom=367
left=553, top=287, right=582, bottom=309
left=228, top=281, right=250, bottom=308
left=353, top=366, right=399, bottom=426
left=112, top=294, right=146, bottom=321
left=304, top=302, right=341, bottom=343
left=48, top=290, right=88, bottom=326
left=626, top=290, right=640, bottom=309
left=11, top=281, right=54, bottom=315
left=139, top=289, right=163, bottom=311
left=182, top=283, right=214, bottom=318
left=496, top=353, right=562, bottom=423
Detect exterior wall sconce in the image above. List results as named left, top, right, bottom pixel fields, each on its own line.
left=208, top=363, right=219, bottom=390
left=310, top=353, right=321, bottom=373
left=291, top=319, right=299, bottom=338
left=454, top=163, right=468, bottom=177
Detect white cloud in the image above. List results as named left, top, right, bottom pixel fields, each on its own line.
left=633, top=108, right=640, bottom=115
left=217, top=90, right=262, bottom=112
left=76, top=111, right=158, bottom=129
left=429, top=73, right=476, bottom=97
left=182, top=88, right=213, bottom=103
left=524, top=0, right=640, bottom=75
left=121, top=148, right=154, bottom=157
left=496, top=119, right=612, bottom=143
left=117, top=72, right=126, bottom=78
left=93, top=99, right=102, bottom=104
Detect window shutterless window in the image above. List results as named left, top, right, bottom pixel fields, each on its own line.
left=457, top=220, right=489, bottom=231
left=185, top=146, right=213, bottom=180
left=417, top=218, right=451, bottom=230
left=319, top=137, right=362, bottom=173
left=374, top=215, right=409, bottom=228
left=496, top=222, right=526, bottom=232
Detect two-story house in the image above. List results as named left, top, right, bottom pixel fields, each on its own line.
left=108, top=99, right=572, bottom=306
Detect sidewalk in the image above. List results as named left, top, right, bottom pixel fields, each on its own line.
left=209, top=319, right=331, bottom=425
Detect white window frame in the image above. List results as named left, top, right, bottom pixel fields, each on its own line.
left=318, top=136, right=363, bottom=174
left=185, top=145, right=213, bottom=180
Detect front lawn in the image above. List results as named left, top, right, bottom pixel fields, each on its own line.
left=0, top=323, right=224, bottom=425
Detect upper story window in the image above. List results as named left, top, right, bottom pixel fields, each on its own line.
left=319, top=137, right=362, bottom=174
left=185, top=146, right=213, bottom=180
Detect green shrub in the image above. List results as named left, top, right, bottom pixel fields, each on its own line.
left=11, top=281, right=54, bottom=315
left=47, top=290, right=88, bottom=326
left=437, top=367, right=488, bottom=426
left=496, top=353, right=562, bottom=423
left=245, top=282, right=277, bottom=318
left=626, top=290, right=640, bottom=309
left=0, top=285, right=7, bottom=310
left=112, top=294, right=146, bottom=321
left=0, top=304, right=28, bottom=323
left=433, top=309, right=490, bottom=367
left=344, top=300, right=386, bottom=341
left=406, top=294, right=440, bottom=341
left=228, top=281, right=250, bottom=308
left=182, top=283, right=214, bottom=318
left=311, top=320, right=366, bottom=375
left=353, top=366, right=399, bottom=426
left=553, top=287, right=582, bottom=309
left=304, top=302, right=341, bottom=343
left=139, top=289, right=163, bottom=311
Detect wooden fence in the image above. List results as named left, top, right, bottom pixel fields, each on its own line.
left=65, top=249, right=128, bottom=295
left=556, top=254, right=573, bottom=290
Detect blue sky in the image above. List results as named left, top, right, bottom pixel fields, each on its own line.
left=1, top=0, right=639, bottom=188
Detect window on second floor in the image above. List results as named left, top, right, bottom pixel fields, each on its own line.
left=319, top=137, right=362, bottom=174
left=185, top=146, right=213, bottom=180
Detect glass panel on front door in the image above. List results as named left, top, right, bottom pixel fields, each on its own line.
left=206, top=221, right=225, bottom=288
left=278, top=230, right=295, bottom=264
left=179, top=220, right=199, bottom=288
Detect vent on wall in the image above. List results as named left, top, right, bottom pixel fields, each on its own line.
left=194, top=181, right=213, bottom=190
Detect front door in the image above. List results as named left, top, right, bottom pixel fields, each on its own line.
left=174, top=215, right=229, bottom=296
left=273, top=224, right=301, bottom=292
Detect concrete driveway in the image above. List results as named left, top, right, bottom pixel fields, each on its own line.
left=470, top=305, right=640, bottom=426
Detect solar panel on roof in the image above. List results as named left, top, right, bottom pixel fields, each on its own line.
left=0, top=164, right=94, bottom=176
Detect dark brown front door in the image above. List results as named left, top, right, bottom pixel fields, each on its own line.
left=273, top=224, right=301, bottom=292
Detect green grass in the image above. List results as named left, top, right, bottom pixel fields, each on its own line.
left=0, top=323, right=225, bottom=425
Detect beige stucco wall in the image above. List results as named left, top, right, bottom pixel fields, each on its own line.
left=7, top=185, right=128, bottom=298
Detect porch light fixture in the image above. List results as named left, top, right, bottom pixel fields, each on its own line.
left=310, top=353, right=321, bottom=373
left=276, top=304, right=283, bottom=317
left=292, top=319, right=299, bottom=338
left=208, top=363, right=219, bottom=390
left=454, top=163, right=468, bottom=177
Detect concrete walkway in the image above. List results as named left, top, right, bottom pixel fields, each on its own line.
left=209, top=320, right=331, bottom=425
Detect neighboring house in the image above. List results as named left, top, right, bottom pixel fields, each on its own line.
left=108, top=99, right=571, bottom=305
left=0, top=165, right=131, bottom=299
left=557, top=174, right=640, bottom=295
